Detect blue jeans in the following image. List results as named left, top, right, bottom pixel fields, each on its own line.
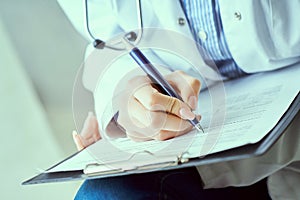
left=75, top=167, right=270, bottom=200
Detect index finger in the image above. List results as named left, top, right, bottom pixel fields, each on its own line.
left=133, top=83, right=195, bottom=120
left=165, top=71, right=201, bottom=110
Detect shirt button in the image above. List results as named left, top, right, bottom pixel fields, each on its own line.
left=234, top=12, right=242, bottom=20
left=178, top=17, right=185, bottom=26
left=198, top=30, right=207, bottom=41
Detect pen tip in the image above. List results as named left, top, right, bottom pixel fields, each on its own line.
left=195, top=123, right=205, bottom=133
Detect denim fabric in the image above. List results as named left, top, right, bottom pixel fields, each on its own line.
left=74, top=167, right=270, bottom=200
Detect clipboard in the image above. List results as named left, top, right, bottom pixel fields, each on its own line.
left=22, top=92, right=300, bottom=185
left=22, top=63, right=300, bottom=185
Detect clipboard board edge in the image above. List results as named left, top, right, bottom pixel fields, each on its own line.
left=22, top=93, right=300, bottom=185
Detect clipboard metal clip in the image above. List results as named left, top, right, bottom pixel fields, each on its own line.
left=84, top=150, right=189, bottom=176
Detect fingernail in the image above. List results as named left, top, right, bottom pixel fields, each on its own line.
left=188, top=96, right=197, bottom=109
left=179, top=108, right=195, bottom=120
left=88, top=111, right=94, bottom=117
left=72, top=130, right=78, bottom=136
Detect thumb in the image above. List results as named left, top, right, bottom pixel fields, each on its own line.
left=72, top=130, right=85, bottom=151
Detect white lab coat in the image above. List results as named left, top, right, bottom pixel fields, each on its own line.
left=58, top=0, right=300, bottom=199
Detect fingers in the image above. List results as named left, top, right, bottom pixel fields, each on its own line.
left=115, top=71, right=202, bottom=142
left=131, top=77, right=195, bottom=120
left=118, top=97, right=192, bottom=130
left=72, top=130, right=85, bottom=150
left=72, top=130, right=98, bottom=151
left=165, top=71, right=201, bottom=110
left=81, top=112, right=101, bottom=141
left=72, top=112, right=101, bottom=151
left=117, top=97, right=193, bottom=141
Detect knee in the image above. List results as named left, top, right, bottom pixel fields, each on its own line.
left=75, top=179, right=109, bottom=200
left=74, top=177, right=154, bottom=200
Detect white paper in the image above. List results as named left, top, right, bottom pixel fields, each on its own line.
left=48, top=64, right=300, bottom=173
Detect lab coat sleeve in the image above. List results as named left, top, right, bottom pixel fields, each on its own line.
left=56, top=0, right=128, bottom=136
left=268, top=162, right=300, bottom=199
left=93, top=54, right=138, bottom=138
left=197, top=111, right=300, bottom=198
left=92, top=50, right=173, bottom=138
left=57, top=0, right=123, bottom=42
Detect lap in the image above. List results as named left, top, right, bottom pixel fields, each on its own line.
left=75, top=167, right=270, bottom=200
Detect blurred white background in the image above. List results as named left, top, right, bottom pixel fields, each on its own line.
left=0, top=0, right=89, bottom=199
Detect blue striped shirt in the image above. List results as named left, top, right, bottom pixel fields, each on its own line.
left=181, top=0, right=247, bottom=78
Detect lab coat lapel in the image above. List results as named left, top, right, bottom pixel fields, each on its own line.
left=151, top=0, right=224, bottom=81
left=114, top=0, right=223, bottom=81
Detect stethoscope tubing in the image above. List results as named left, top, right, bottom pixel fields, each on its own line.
left=84, top=0, right=144, bottom=50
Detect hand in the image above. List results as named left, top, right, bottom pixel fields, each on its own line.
left=115, top=70, right=201, bottom=141
left=72, top=112, right=101, bottom=150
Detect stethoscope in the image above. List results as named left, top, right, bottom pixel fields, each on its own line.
left=84, top=0, right=144, bottom=50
